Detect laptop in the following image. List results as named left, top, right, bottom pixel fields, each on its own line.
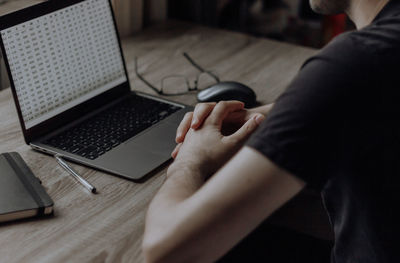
left=0, top=0, right=192, bottom=181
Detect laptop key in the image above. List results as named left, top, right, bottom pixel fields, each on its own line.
left=96, top=150, right=106, bottom=156
left=70, top=145, right=82, bottom=154
left=87, top=155, right=97, bottom=160
left=110, top=139, right=120, bottom=147
left=76, top=145, right=96, bottom=157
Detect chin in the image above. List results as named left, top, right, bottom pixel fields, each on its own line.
left=309, top=0, right=347, bottom=15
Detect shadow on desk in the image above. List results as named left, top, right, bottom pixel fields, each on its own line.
left=218, top=223, right=333, bottom=263
left=218, top=187, right=334, bottom=263
left=0, top=212, right=55, bottom=227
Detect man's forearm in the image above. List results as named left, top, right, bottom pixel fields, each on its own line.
left=142, top=165, right=206, bottom=263
left=143, top=147, right=306, bottom=263
left=159, top=164, right=205, bottom=203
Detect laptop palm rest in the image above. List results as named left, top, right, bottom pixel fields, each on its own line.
left=91, top=120, right=177, bottom=181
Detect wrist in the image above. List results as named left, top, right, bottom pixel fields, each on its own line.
left=167, top=161, right=207, bottom=186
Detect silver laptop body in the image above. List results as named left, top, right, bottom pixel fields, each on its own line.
left=0, top=0, right=191, bottom=181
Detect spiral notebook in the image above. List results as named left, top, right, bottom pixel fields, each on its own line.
left=0, top=152, right=53, bottom=223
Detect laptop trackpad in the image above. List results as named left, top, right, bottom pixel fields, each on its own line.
left=95, top=121, right=177, bottom=181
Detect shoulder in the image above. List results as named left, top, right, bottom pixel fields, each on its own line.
left=308, top=16, right=400, bottom=69
left=306, top=32, right=374, bottom=70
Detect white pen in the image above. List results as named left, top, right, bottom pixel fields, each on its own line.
left=55, top=154, right=97, bottom=194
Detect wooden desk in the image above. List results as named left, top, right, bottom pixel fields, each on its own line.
left=0, top=21, right=330, bottom=262
left=0, top=0, right=43, bottom=16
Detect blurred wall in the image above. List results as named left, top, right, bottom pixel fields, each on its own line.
left=112, top=0, right=143, bottom=37
left=168, top=0, right=218, bottom=26
left=0, top=51, right=9, bottom=90
left=112, top=0, right=167, bottom=37
left=145, top=0, right=168, bottom=25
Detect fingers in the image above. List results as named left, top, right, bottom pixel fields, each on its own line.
left=191, top=102, right=217, bottom=129
left=176, top=101, right=243, bottom=142
left=223, top=109, right=248, bottom=123
left=176, top=103, right=217, bottom=143
left=206, top=101, right=245, bottom=128
left=225, top=113, right=265, bottom=143
left=176, top=112, right=193, bottom=143
left=171, top=143, right=183, bottom=159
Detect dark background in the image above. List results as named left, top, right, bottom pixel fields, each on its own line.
left=168, top=0, right=354, bottom=48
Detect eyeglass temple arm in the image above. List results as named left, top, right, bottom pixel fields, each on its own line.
left=134, top=57, right=163, bottom=95
left=183, top=52, right=220, bottom=83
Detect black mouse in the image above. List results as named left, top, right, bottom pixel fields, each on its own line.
left=197, top=81, right=257, bottom=108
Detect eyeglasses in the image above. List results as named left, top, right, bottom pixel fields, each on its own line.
left=134, top=53, right=220, bottom=96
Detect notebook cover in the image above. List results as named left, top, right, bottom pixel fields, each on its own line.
left=0, top=152, right=53, bottom=221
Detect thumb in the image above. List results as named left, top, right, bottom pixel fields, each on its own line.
left=226, top=114, right=265, bottom=143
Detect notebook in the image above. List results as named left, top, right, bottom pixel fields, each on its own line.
left=0, top=0, right=191, bottom=181
left=0, top=152, right=53, bottom=223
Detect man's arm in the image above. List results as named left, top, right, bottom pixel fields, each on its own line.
left=142, top=146, right=305, bottom=263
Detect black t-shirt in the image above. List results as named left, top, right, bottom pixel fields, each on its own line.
left=246, top=1, right=400, bottom=262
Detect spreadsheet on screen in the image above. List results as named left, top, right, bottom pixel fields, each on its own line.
left=0, top=0, right=127, bottom=129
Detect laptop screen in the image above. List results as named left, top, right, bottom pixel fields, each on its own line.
left=0, top=0, right=127, bottom=129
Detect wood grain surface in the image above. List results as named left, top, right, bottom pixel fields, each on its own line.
left=0, top=20, right=330, bottom=263
left=0, top=0, right=43, bottom=16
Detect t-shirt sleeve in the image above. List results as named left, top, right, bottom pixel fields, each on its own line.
left=246, top=37, right=371, bottom=189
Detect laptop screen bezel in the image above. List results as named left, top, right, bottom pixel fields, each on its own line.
left=0, top=0, right=132, bottom=144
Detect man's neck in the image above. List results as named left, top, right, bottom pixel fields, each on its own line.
left=346, top=0, right=390, bottom=29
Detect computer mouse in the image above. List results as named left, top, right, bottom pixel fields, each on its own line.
left=197, top=81, right=257, bottom=108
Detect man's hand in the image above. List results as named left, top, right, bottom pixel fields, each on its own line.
left=168, top=101, right=265, bottom=180
left=172, top=101, right=273, bottom=159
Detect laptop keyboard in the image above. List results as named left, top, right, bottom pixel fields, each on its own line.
left=45, top=96, right=181, bottom=160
